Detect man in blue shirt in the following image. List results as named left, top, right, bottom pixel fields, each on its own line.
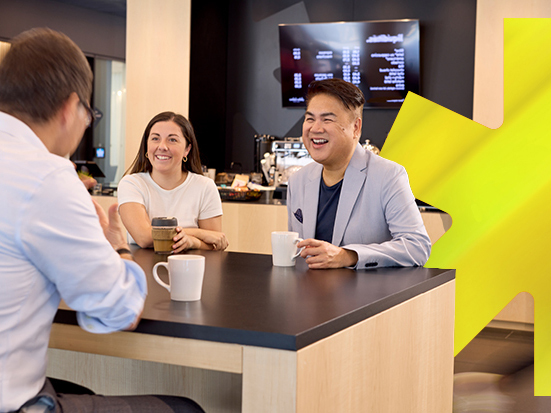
left=0, top=28, right=203, bottom=412
left=287, top=79, right=431, bottom=269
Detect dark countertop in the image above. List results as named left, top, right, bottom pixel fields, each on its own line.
left=54, top=248, right=454, bottom=351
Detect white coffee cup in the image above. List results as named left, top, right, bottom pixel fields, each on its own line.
left=153, top=255, right=205, bottom=301
left=207, top=168, right=216, bottom=180
left=271, top=231, right=303, bottom=267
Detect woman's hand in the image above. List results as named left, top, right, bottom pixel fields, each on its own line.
left=172, top=227, right=200, bottom=253
left=198, top=229, right=229, bottom=251
left=180, top=227, right=229, bottom=251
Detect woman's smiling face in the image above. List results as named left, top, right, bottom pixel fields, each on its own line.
left=147, top=121, right=191, bottom=175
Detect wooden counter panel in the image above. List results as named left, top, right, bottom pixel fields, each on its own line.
left=296, top=280, right=455, bottom=413
left=222, top=202, right=287, bottom=254
left=49, top=323, right=243, bottom=373
left=241, top=347, right=297, bottom=412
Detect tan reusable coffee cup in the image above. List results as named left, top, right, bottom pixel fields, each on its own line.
left=151, top=217, right=178, bottom=254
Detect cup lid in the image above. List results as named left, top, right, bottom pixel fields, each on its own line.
left=151, top=217, right=178, bottom=227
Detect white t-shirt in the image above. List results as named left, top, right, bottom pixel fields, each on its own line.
left=118, top=172, right=223, bottom=232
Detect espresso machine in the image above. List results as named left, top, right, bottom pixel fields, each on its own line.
left=254, top=135, right=312, bottom=186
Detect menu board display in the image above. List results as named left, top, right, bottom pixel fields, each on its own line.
left=279, top=20, right=420, bottom=108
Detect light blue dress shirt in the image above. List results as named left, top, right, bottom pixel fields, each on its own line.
left=0, top=112, right=147, bottom=411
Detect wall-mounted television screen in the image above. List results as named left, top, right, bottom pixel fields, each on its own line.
left=279, top=19, right=420, bottom=108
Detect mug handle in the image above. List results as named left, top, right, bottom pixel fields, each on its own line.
left=153, top=262, right=171, bottom=292
left=292, top=238, right=304, bottom=259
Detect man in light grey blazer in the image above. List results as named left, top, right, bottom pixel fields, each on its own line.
left=287, top=79, right=431, bottom=269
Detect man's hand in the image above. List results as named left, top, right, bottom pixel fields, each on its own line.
left=297, top=238, right=358, bottom=269
left=125, top=308, right=143, bottom=331
left=92, top=200, right=129, bottom=252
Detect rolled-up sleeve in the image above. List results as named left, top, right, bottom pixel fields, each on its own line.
left=75, top=258, right=146, bottom=333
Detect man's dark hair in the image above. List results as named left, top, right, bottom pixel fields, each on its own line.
left=306, top=78, right=365, bottom=113
left=0, top=28, right=93, bottom=122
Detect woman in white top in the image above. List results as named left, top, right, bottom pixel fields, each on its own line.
left=118, top=112, right=228, bottom=252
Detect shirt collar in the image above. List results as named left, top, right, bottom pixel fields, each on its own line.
left=0, top=111, right=49, bottom=153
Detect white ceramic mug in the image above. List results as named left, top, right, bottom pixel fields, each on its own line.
left=207, top=168, right=216, bottom=180
left=153, top=255, right=205, bottom=301
left=271, top=231, right=303, bottom=267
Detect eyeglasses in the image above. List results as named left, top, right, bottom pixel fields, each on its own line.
left=79, top=97, right=96, bottom=128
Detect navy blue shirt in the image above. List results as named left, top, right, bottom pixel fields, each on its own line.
left=315, top=178, right=343, bottom=243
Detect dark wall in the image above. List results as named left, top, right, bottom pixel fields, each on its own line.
left=190, top=0, right=476, bottom=173
left=189, top=1, right=229, bottom=169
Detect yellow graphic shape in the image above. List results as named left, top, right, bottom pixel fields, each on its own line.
left=381, top=18, right=551, bottom=395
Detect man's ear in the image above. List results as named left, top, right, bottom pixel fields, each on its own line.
left=57, top=92, right=80, bottom=129
left=353, top=116, right=362, bottom=140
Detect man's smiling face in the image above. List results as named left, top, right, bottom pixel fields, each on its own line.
left=302, top=93, right=362, bottom=170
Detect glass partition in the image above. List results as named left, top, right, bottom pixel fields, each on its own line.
left=93, top=58, right=127, bottom=187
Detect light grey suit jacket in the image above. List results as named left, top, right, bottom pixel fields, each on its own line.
left=287, top=144, right=431, bottom=269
